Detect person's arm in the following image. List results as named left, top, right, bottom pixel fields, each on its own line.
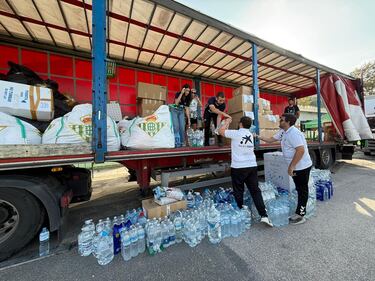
left=288, top=146, right=304, bottom=176
left=208, top=104, right=231, bottom=119
left=255, top=129, right=282, bottom=143
left=196, top=96, right=202, bottom=106
left=174, top=89, right=184, bottom=104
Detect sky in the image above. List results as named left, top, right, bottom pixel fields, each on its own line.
left=177, top=0, right=375, bottom=75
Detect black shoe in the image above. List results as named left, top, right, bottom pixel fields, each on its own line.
left=289, top=214, right=306, bottom=225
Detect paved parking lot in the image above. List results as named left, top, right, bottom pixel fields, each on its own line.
left=0, top=153, right=374, bottom=281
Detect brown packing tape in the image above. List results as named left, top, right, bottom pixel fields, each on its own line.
left=29, top=86, right=41, bottom=120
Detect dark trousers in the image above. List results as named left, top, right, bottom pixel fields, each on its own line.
left=292, top=166, right=312, bottom=216
left=204, top=113, right=222, bottom=146
left=231, top=167, right=267, bottom=217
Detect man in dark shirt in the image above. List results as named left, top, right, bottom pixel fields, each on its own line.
left=203, top=91, right=231, bottom=146
left=284, top=98, right=300, bottom=118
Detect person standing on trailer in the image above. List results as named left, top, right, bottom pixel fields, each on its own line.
left=203, top=92, right=231, bottom=146
left=284, top=98, right=300, bottom=118
left=256, top=113, right=312, bottom=225
left=219, top=116, right=272, bottom=227
left=189, top=88, right=202, bottom=131
left=170, top=84, right=192, bottom=147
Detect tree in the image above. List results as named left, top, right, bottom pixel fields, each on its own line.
left=350, top=60, right=375, bottom=96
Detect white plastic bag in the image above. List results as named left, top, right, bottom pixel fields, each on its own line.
left=0, top=111, right=41, bottom=144
left=42, top=104, right=121, bottom=151
left=118, top=105, right=174, bottom=149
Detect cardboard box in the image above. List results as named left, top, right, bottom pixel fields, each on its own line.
left=233, top=86, right=252, bottom=96
left=142, top=198, right=187, bottom=219
left=227, top=94, right=253, bottom=114
left=137, top=82, right=167, bottom=101
left=258, top=98, right=271, bottom=112
left=228, top=111, right=254, bottom=129
left=258, top=114, right=279, bottom=129
left=138, top=99, right=164, bottom=116
left=0, top=80, right=54, bottom=121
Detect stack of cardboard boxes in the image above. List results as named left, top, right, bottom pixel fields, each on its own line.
left=137, top=82, right=167, bottom=117
left=226, top=86, right=280, bottom=143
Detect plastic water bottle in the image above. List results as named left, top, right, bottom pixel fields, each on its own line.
left=78, top=220, right=95, bottom=256
left=167, top=220, right=176, bottom=246
left=323, top=186, right=329, bottom=201
left=130, top=226, right=138, bottom=257
left=194, top=192, right=203, bottom=208
left=174, top=213, right=183, bottom=243
left=207, top=205, right=221, bottom=244
left=96, top=231, right=114, bottom=265
left=121, top=231, right=132, bottom=261
left=186, top=191, right=195, bottom=209
left=242, top=206, right=252, bottom=230
left=39, top=227, right=50, bottom=257
left=161, top=221, right=170, bottom=248
left=112, top=217, right=123, bottom=255
left=137, top=226, right=146, bottom=254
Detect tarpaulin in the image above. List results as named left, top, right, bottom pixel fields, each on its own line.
left=320, top=74, right=372, bottom=141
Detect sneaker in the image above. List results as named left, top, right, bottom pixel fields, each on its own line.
left=260, top=216, right=273, bottom=227
left=289, top=214, right=306, bottom=225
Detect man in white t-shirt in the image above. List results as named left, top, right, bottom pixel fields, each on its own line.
left=256, top=113, right=312, bottom=225
left=219, top=116, right=272, bottom=227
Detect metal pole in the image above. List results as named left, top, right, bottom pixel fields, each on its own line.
left=92, top=0, right=107, bottom=163
left=316, top=68, right=322, bottom=144
left=252, top=43, right=260, bottom=148
left=193, top=77, right=202, bottom=119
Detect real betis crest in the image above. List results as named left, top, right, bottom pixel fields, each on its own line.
left=138, top=115, right=166, bottom=137
left=68, top=115, right=92, bottom=142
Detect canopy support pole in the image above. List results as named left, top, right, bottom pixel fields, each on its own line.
left=316, top=68, right=323, bottom=144
left=252, top=43, right=260, bottom=148
left=92, top=0, right=107, bottom=163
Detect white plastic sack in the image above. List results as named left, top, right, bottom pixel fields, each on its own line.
left=42, top=104, right=120, bottom=151
left=0, top=111, right=41, bottom=144
left=118, top=105, right=174, bottom=149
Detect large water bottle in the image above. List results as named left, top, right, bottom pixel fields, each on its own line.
left=112, top=217, right=123, bottom=255
left=223, top=207, right=230, bottom=238
left=39, top=227, right=50, bottom=257
left=96, top=231, right=114, bottom=265
left=137, top=226, right=146, bottom=254
left=323, top=186, right=329, bottom=201
left=194, top=192, right=203, bottom=208
left=167, top=220, right=176, bottom=246
left=138, top=211, right=147, bottom=227
left=174, top=212, right=183, bottom=243
left=187, top=128, right=193, bottom=146
left=78, top=220, right=95, bottom=256
left=242, top=206, right=252, bottom=230
left=220, top=208, right=227, bottom=238
left=121, top=230, right=132, bottom=261
left=186, top=191, right=195, bottom=209
left=161, top=221, right=170, bottom=248
left=207, top=205, right=221, bottom=244
left=129, top=226, right=138, bottom=257
left=92, top=219, right=105, bottom=257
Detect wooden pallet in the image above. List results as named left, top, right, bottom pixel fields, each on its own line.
left=0, top=144, right=92, bottom=159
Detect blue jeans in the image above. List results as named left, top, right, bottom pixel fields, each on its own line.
left=169, top=106, right=185, bottom=147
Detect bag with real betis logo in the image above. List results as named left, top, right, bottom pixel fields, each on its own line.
left=42, top=104, right=121, bottom=151
left=0, top=111, right=41, bottom=144
left=118, top=105, right=174, bottom=149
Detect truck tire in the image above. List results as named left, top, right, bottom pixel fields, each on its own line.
left=309, top=150, right=318, bottom=168
left=319, top=148, right=333, bottom=169
left=0, top=188, right=44, bottom=261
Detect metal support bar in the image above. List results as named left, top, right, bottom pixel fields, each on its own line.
left=193, top=77, right=202, bottom=119
left=252, top=43, right=260, bottom=148
left=316, top=68, right=322, bottom=144
left=92, top=0, right=107, bottom=162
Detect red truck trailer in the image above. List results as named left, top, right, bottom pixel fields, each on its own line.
left=0, top=0, right=364, bottom=260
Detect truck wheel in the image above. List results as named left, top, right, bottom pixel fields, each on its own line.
left=309, top=150, right=318, bottom=168
left=0, top=188, right=44, bottom=261
left=319, top=148, right=333, bottom=169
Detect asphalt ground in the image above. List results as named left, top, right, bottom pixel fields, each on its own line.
left=0, top=152, right=374, bottom=281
